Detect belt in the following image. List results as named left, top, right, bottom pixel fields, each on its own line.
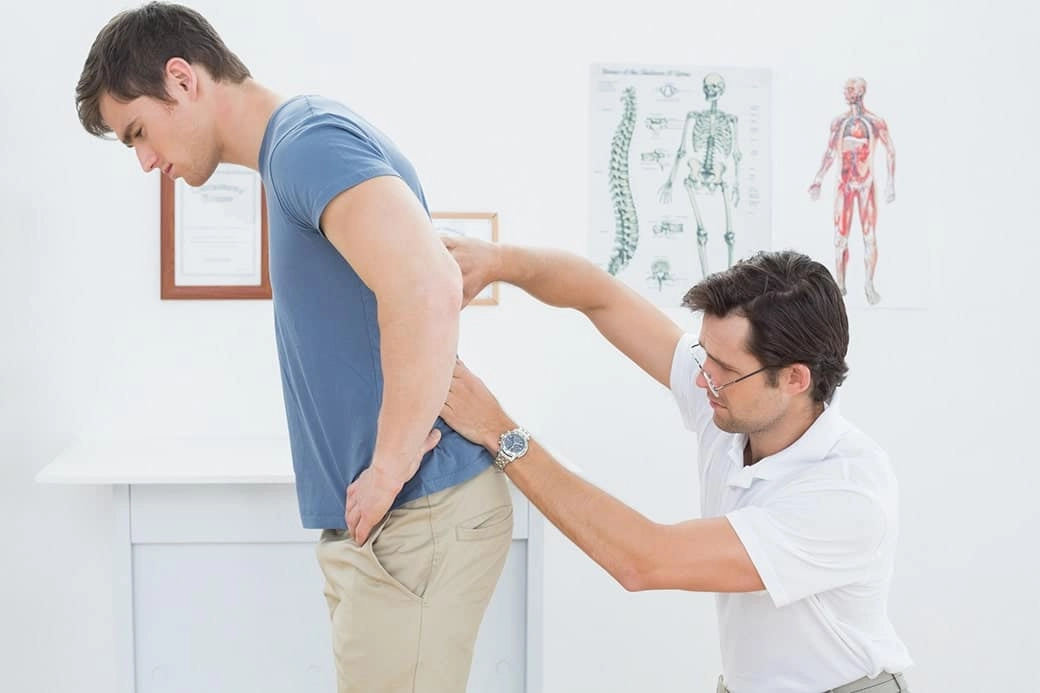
left=716, top=672, right=908, bottom=693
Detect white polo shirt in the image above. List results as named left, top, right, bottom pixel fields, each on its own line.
left=670, top=333, right=912, bottom=693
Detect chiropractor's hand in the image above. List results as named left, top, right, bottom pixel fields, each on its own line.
left=440, top=359, right=515, bottom=453
left=346, top=428, right=441, bottom=544
left=441, top=234, right=502, bottom=308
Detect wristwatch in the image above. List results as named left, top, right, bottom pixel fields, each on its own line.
left=494, top=427, right=530, bottom=471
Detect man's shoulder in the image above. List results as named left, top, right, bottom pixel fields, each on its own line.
left=267, top=96, right=363, bottom=142
left=812, top=422, right=897, bottom=496
left=263, top=96, right=389, bottom=184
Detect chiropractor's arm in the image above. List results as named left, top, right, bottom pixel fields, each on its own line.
left=445, top=236, right=679, bottom=388
left=440, top=360, right=763, bottom=593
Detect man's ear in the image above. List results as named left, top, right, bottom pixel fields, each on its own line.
left=783, top=363, right=813, bottom=398
left=164, top=57, right=198, bottom=99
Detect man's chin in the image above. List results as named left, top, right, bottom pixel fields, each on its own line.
left=714, top=412, right=751, bottom=435
left=186, top=164, right=221, bottom=188
left=712, top=413, right=735, bottom=433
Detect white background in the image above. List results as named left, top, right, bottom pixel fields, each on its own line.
left=1, top=0, right=1037, bottom=691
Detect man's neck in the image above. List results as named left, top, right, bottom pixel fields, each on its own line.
left=212, top=79, right=284, bottom=171
left=744, top=400, right=825, bottom=466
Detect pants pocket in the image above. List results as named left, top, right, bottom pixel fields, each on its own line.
left=367, top=509, right=434, bottom=600
left=455, top=504, right=514, bottom=542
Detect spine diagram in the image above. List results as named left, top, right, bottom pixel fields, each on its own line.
left=607, top=87, right=639, bottom=276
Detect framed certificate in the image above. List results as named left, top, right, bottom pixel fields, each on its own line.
left=432, top=211, right=500, bottom=306
left=160, top=164, right=271, bottom=299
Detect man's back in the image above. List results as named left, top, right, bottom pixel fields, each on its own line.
left=259, top=95, right=491, bottom=529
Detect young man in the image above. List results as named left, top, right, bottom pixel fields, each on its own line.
left=76, top=4, right=512, bottom=691
left=439, top=237, right=913, bottom=693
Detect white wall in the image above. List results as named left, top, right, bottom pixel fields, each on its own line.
left=2, top=0, right=1037, bottom=690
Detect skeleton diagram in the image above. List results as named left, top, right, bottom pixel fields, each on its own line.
left=809, top=77, right=896, bottom=305
left=658, top=73, right=742, bottom=278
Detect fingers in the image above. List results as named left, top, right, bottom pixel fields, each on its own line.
left=346, top=503, right=359, bottom=539
left=345, top=482, right=368, bottom=543
left=421, top=428, right=442, bottom=457
left=453, top=357, right=470, bottom=377
left=346, top=482, right=357, bottom=513
left=345, top=485, right=356, bottom=530
left=345, top=490, right=375, bottom=545
left=345, top=478, right=366, bottom=540
left=353, top=516, right=372, bottom=546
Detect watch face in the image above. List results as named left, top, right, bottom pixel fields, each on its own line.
left=502, top=432, right=527, bottom=455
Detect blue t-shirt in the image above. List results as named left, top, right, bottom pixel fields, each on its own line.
left=258, top=95, right=492, bottom=529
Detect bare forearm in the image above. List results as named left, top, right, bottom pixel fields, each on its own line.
left=496, top=245, right=613, bottom=313
left=372, top=280, right=461, bottom=476
left=496, top=438, right=658, bottom=591
left=501, top=442, right=759, bottom=593
left=483, top=243, right=680, bottom=388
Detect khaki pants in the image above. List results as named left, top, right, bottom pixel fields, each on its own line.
left=316, top=467, right=513, bottom=693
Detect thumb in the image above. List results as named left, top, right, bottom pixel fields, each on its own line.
left=421, top=428, right=442, bottom=457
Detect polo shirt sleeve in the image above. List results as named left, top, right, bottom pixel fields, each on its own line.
left=726, top=479, right=889, bottom=608
left=669, top=332, right=713, bottom=434
left=266, top=118, right=400, bottom=234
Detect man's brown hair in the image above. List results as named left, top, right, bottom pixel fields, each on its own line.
left=76, top=2, right=251, bottom=136
left=683, top=250, right=850, bottom=403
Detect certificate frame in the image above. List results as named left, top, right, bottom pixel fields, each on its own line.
left=431, top=211, right=500, bottom=306
left=160, top=166, right=271, bottom=300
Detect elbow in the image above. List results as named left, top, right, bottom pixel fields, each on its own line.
left=438, top=259, right=464, bottom=312
left=617, top=568, right=649, bottom=593
left=613, top=554, right=657, bottom=593
left=421, top=264, right=464, bottom=317
left=612, top=522, right=680, bottom=592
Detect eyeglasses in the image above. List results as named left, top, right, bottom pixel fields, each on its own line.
left=691, top=343, right=772, bottom=397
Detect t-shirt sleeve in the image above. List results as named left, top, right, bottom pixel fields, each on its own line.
left=669, top=332, right=713, bottom=434
left=726, top=479, right=889, bottom=608
left=267, top=118, right=401, bottom=233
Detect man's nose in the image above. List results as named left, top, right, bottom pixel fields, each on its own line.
left=136, top=145, right=158, bottom=173
left=694, top=369, right=710, bottom=390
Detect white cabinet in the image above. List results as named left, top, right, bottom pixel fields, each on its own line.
left=37, top=440, right=542, bottom=693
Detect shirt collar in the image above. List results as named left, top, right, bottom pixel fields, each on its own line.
left=726, top=392, right=851, bottom=488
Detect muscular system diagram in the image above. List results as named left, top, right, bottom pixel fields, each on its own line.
left=809, top=77, right=896, bottom=305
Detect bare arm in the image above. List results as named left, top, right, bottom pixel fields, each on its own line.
left=447, top=238, right=682, bottom=388
left=512, top=443, right=763, bottom=592
left=324, top=175, right=463, bottom=543
left=441, top=361, right=764, bottom=593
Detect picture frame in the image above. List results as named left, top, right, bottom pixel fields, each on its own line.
left=160, top=163, right=271, bottom=300
left=431, top=211, right=500, bottom=306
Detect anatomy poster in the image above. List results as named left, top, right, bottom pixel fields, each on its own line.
left=589, top=64, right=771, bottom=308
left=799, top=76, right=924, bottom=309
